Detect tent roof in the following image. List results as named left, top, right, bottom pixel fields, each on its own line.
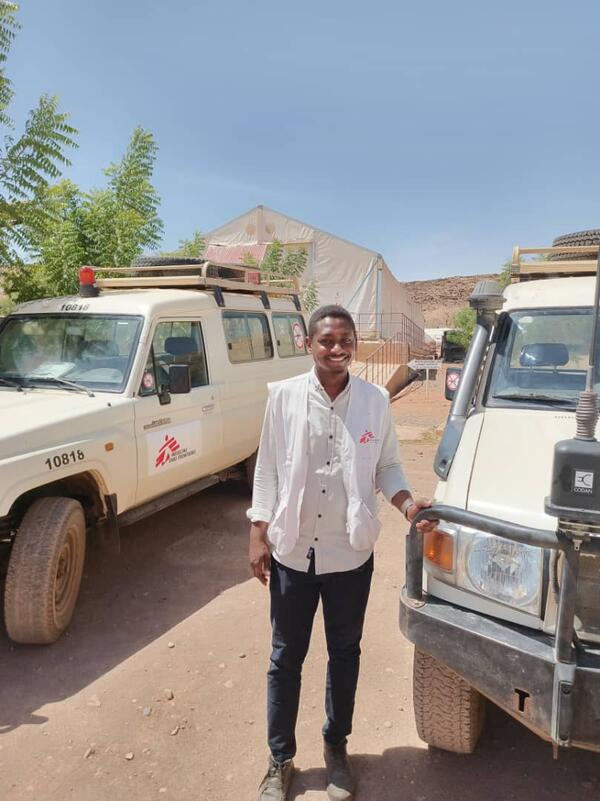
left=207, top=205, right=383, bottom=260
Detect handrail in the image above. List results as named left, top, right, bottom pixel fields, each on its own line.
left=353, top=312, right=425, bottom=347
left=357, top=331, right=405, bottom=385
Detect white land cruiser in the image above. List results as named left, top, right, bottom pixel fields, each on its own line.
left=0, top=261, right=311, bottom=644
left=401, top=231, right=600, bottom=756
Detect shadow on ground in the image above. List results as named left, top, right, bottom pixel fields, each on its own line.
left=0, top=480, right=252, bottom=734
left=290, top=704, right=599, bottom=800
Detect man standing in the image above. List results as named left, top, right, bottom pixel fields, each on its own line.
left=248, top=305, right=431, bottom=801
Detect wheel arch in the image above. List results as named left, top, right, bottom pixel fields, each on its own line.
left=5, top=470, right=109, bottom=532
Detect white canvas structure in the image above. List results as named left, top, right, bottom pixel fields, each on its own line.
left=206, top=206, right=424, bottom=341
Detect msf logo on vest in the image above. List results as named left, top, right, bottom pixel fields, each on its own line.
left=359, top=430, right=375, bottom=445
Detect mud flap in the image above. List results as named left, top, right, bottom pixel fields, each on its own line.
left=96, top=493, right=120, bottom=555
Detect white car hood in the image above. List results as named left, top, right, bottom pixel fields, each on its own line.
left=0, top=387, right=130, bottom=460
left=467, top=407, right=584, bottom=530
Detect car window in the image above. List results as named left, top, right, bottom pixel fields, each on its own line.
left=272, top=313, right=307, bottom=358
left=139, top=320, right=208, bottom=396
left=222, top=312, right=273, bottom=363
left=0, top=314, right=142, bottom=393
left=485, top=308, right=599, bottom=407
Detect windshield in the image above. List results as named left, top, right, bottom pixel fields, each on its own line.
left=0, top=314, right=143, bottom=393
left=485, top=307, right=600, bottom=409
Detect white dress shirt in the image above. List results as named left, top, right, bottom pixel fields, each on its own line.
left=255, top=369, right=409, bottom=575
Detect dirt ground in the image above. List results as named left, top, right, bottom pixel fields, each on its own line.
left=1, top=374, right=599, bottom=800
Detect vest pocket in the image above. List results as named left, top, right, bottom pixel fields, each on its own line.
left=347, top=498, right=381, bottom=550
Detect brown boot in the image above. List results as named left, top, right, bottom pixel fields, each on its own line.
left=324, top=741, right=355, bottom=801
left=257, top=755, right=295, bottom=801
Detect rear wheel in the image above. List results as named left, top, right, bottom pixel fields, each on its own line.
left=4, top=497, right=86, bottom=644
left=412, top=647, right=485, bottom=753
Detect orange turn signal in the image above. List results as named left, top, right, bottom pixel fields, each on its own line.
left=423, top=528, right=454, bottom=572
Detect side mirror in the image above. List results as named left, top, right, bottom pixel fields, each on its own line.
left=445, top=367, right=462, bottom=401
left=169, top=364, right=191, bottom=394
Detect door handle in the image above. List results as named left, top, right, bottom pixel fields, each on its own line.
left=202, top=403, right=215, bottom=413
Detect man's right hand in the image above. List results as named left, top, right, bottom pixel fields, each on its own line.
left=249, top=522, right=271, bottom=586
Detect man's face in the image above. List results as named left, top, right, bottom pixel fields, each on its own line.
left=307, top=316, right=356, bottom=374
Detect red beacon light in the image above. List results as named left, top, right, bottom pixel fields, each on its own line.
left=79, top=266, right=99, bottom=297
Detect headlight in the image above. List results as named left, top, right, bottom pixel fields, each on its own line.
left=458, top=529, right=542, bottom=615
left=422, top=522, right=543, bottom=616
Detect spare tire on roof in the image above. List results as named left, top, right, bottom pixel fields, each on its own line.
left=130, top=256, right=205, bottom=267
left=129, top=255, right=241, bottom=280
left=550, top=230, right=600, bottom=261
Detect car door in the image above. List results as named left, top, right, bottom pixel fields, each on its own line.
left=134, top=318, right=222, bottom=505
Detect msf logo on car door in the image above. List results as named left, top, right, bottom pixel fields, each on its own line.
left=147, top=422, right=201, bottom=473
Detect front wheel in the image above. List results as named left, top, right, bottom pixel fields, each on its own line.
left=4, top=497, right=86, bottom=644
left=412, top=647, right=485, bottom=753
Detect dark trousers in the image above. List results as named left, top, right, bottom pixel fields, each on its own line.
left=267, top=553, right=374, bottom=763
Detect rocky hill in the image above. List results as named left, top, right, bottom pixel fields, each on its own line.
left=405, top=273, right=498, bottom=328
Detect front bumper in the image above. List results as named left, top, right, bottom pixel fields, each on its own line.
left=402, top=505, right=600, bottom=752
left=400, top=590, right=600, bottom=751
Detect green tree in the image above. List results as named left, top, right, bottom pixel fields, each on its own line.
left=499, top=259, right=511, bottom=288
left=0, top=3, right=77, bottom=265
left=86, top=126, right=163, bottom=267
left=242, top=250, right=258, bottom=267
left=161, top=230, right=205, bottom=259
left=446, top=307, right=476, bottom=350
left=0, top=291, right=13, bottom=314
left=301, top=279, right=319, bottom=313
left=261, top=239, right=319, bottom=310
left=261, top=239, right=285, bottom=277
left=3, top=127, right=163, bottom=300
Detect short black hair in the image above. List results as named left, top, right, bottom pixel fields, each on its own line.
left=308, top=304, right=357, bottom=338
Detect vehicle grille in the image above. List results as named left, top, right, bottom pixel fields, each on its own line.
left=576, top=551, right=600, bottom=642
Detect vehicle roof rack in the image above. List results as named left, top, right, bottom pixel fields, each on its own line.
left=511, top=245, right=599, bottom=282
left=93, top=260, right=303, bottom=305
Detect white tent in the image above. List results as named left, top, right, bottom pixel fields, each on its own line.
left=205, top=205, right=424, bottom=342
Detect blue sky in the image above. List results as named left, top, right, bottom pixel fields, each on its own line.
left=9, top=1, right=600, bottom=280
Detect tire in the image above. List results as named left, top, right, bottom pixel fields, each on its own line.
left=130, top=256, right=205, bottom=267
left=130, top=255, right=240, bottom=280
left=412, top=647, right=485, bottom=754
left=550, top=230, right=600, bottom=261
left=4, top=497, right=86, bottom=645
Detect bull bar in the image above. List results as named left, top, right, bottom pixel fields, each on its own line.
left=400, top=505, right=600, bottom=752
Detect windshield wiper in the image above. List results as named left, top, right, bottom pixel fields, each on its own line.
left=493, top=392, right=575, bottom=407
left=24, top=376, right=95, bottom=397
left=0, top=376, right=23, bottom=391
